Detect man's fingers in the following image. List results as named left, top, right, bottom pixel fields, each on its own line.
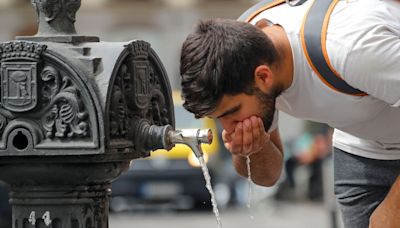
left=222, top=117, right=270, bottom=157
left=242, top=119, right=253, bottom=153
left=222, top=130, right=234, bottom=152
left=251, top=116, right=261, bottom=148
left=222, top=130, right=232, bottom=143
left=224, top=142, right=232, bottom=151
left=231, top=122, right=243, bottom=155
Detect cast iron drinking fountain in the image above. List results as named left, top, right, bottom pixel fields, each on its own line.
left=0, top=1, right=213, bottom=227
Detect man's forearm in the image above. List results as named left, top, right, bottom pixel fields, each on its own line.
left=369, top=175, right=400, bottom=228
left=232, top=140, right=283, bottom=187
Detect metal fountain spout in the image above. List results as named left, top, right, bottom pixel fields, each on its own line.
left=134, top=120, right=213, bottom=158
left=167, top=129, right=213, bottom=157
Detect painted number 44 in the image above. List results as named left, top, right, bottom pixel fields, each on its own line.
left=28, top=211, right=52, bottom=226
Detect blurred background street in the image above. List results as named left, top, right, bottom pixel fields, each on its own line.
left=110, top=202, right=330, bottom=228
left=0, top=0, right=343, bottom=227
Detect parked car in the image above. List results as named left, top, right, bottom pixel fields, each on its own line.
left=110, top=92, right=244, bottom=211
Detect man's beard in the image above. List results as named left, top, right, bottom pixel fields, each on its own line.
left=253, top=86, right=281, bottom=132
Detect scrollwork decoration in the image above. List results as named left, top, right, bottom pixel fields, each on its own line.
left=42, top=105, right=58, bottom=138
left=41, top=66, right=61, bottom=103
left=41, top=66, right=89, bottom=139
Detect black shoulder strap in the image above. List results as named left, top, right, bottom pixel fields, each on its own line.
left=301, top=0, right=367, bottom=96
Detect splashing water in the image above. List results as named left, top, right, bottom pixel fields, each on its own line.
left=198, top=156, right=222, bottom=228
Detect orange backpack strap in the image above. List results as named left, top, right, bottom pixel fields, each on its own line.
left=301, top=0, right=367, bottom=96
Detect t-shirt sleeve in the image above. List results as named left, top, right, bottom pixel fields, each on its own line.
left=343, top=26, right=400, bottom=107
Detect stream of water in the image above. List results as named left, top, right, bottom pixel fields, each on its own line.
left=198, top=156, right=222, bottom=228
left=246, top=156, right=252, bottom=209
left=246, top=156, right=255, bottom=220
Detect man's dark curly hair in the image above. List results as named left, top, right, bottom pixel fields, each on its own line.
left=180, top=18, right=279, bottom=118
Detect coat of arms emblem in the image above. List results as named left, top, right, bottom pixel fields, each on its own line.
left=1, top=62, right=37, bottom=112
left=0, top=41, right=46, bottom=113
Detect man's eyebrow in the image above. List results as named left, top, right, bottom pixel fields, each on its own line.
left=216, top=105, right=241, bottom=119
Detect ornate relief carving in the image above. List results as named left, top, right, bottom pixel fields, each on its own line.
left=126, top=41, right=151, bottom=110
left=132, top=60, right=150, bottom=109
left=1, top=62, right=38, bottom=112
left=34, top=0, right=62, bottom=22
left=31, top=0, right=81, bottom=23
left=0, top=41, right=89, bottom=140
left=109, top=41, right=173, bottom=146
left=0, top=114, right=7, bottom=134
left=128, top=41, right=150, bottom=59
left=149, top=89, right=170, bottom=126
left=0, top=42, right=46, bottom=113
left=0, top=41, right=47, bottom=61
left=110, top=65, right=128, bottom=138
left=40, top=66, right=89, bottom=139
left=64, top=0, right=81, bottom=23
left=41, top=65, right=61, bottom=102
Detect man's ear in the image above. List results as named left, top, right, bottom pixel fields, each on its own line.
left=254, top=65, right=273, bottom=92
